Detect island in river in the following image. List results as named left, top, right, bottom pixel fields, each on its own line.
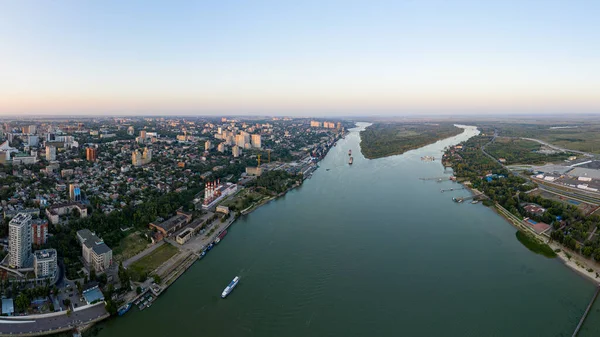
left=359, top=122, right=462, bottom=159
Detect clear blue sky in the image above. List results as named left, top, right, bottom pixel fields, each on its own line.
left=1, top=0, right=599, bottom=116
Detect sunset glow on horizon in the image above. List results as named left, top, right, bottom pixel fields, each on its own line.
left=1, top=0, right=599, bottom=116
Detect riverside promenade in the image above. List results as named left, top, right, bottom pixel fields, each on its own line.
left=0, top=302, right=108, bottom=336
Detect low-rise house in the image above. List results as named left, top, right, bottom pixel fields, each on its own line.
left=45, top=202, right=88, bottom=224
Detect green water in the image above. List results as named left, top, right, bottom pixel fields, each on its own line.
left=92, top=123, right=597, bottom=337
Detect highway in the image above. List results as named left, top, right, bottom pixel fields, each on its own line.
left=0, top=303, right=108, bottom=336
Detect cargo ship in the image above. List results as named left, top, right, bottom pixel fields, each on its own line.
left=348, top=157, right=353, bottom=165
left=118, top=303, right=132, bottom=316
left=215, top=230, right=228, bottom=244
left=221, top=276, right=240, bottom=298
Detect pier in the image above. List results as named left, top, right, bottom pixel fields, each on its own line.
left=419, top=176, right=451, bottom=181
left=572, top=286, right=600, bottom=337
left=440, top=187, right=465, bottom=193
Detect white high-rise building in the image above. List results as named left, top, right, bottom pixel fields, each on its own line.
left=205, top=140, right=212, bottom=151
left=251, top=134, right=262, bottom=149
left=45, top=146, right=56, bottom=161
left=9, top=213, right=32, bottom=268
left=33, top=249, right=58, bottom=281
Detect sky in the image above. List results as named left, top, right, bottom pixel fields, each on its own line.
left=1, top=0, right=599, bottom=116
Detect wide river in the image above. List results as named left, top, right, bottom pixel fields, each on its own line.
left=93, top=123, right=600, bottom=337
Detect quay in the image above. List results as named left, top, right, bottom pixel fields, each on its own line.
left=572, top=286, right=600, bottom=337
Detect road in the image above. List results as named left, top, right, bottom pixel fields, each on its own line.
left=0, top=303, right=108, bottom=336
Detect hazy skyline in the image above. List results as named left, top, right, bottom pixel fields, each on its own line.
left=1, top=0, right=599, bottom=116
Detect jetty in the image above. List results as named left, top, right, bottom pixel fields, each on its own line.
left=572, top=286, right=600, bottom=337
left=440, top=187, right=465, bottom=193
left=419, top=176, right=451, bottom=181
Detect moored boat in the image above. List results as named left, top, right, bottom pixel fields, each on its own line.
left=118, top=303, right=132, bottom=316
left=349, top=156, right=353, bottom=165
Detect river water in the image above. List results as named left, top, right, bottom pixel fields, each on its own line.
left=93, top=123, right=598, bottom=337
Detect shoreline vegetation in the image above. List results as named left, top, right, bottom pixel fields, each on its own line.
left=359, top=122, right=462, bottom=159
left=515, top=230, right=557, bottom=258
left=444, top=129, right=600, bottom=285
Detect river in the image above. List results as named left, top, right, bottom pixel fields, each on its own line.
left=91, top=122, right=599, bottom=337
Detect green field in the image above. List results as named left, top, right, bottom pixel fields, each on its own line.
left=128, top=243, right=179, bottom=281
left=485, top=138, right=574, bottom=165
left=113, top=232, right=150, bottom=262
left=490, top=122, right=600, bottom=154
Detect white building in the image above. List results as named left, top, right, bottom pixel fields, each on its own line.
left=132, top=148, right=152, bottom=166
left=76, top=229, right=113, bottom=272
left=251, top=134, right=262, bottom=149
left=217, top=143, right=225, bottom=153
left=33, top=249, right=58, bottom=281
left=8, top=213, right=32, bottom=268
left=232, top=145, right=241, bottom=158
left=45, top=146, right=56, bottom=161
left=205, top=140, right=212, bottom=151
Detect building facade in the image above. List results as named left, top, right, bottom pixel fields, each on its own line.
left=8, top=213, right=32, bottom=268
left=31, top=219, right=49, bottom=245
left=33, top=249, right=58, bottom=281
left=86, top=147, right=98, bottom=162
left=45, top=146, right=56, bottom=161
left=76, top=229, right=113, bottom=272
left=251, top=134, right=262, bottom=149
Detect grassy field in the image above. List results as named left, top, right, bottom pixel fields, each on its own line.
left=485, top=138, right=574, bottom=165
left=221, top=189, right=265, bottom=211
left=113, top=232, right=150, bottom=262
left=515, top=230, right=557, bottom=258
left=128, top=243, right=179, bottom=281
left=490, top=122, right=600, bottom=154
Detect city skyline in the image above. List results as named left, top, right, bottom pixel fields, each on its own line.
left=1, top=0, right=599, bottom=116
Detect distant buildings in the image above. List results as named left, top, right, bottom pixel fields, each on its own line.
left=132, top=147, right=152, bottom=166
left=310, top=120, right=322, bottom=128
left=127, top=126, right=135, bottom=135
left=8, top=213, right=32, bottom=268
left=205, top=140, right=212, bottom=151
left=45, top=146, right=56, bottom=161
left=33, top=249, right=58, bottom=281
left=76, top=229, right=113, bottom=272
left=86, top=147, right=98, bottom=162
left=217, top=143, right=225, bottom=153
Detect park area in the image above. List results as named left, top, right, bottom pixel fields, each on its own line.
left=113, top=232, right=150, bottom=262
left=128, top=243, right=179, bottom=281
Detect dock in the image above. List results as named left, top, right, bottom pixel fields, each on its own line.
left=572, top=286, right=600, bottom=337
left=419, top=176, right=451, bottom=181
left=440, top=187, right=465, bottom=193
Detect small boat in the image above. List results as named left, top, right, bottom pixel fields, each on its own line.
left=207, top=243, right=214, bottom=251
left=118, top=303, right=132, bottom=316
left=221, top=276, right=240, bottom=298
left=471, top=200, right=479, bottom=204
left=348, top=149, right=352, bottom=156
left=348, top=157, right=353, bottom=165
left=199, top=250, right=206, bottom=259
left=326, top=168, right=330, bottom=171
left=215, top=237, right=221, bottom=244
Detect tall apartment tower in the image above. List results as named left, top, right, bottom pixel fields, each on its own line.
left=86, top=147, right=98, bottom=162
left=45, top=146, right=56, bottom=161
left=9, top=213, right=32, bottom=268
left=251, top=134, right=262, bottom=149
